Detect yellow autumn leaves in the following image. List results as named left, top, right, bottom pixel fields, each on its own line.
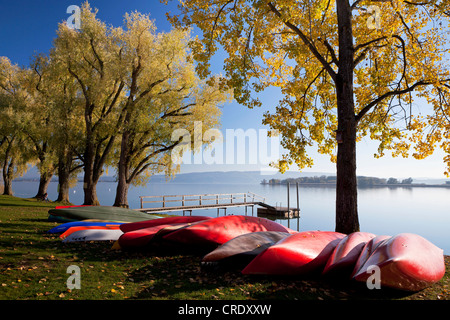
left=166, top=0, right=450, bottom=175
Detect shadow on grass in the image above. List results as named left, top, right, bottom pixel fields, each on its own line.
left=0, top=195, right=60, bottom=208
left=120, top=251, right=414, bottom=300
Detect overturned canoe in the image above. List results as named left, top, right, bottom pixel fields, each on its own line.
left=322, top=232, right=376, bottom=276
left=48, top=206, right=161, bottom=223
left=351, top=234, right=392, bottom=278
left=202, top=231, right=291, bottom=268
left=54, top=205, right=92, bottom=209
left=120, top=216, right=211, bottom=233
left=48, top=221, right=123, bottom=234
left=62, top=229, right=124, bottom=242
left=117, top=223, right=191, bottom=249
left=59, top=225, right=122, bottom=240
left=162, top=215, right=297, bottom=248
left=48, top=214, right=78, bottom=223
left=242, top=231, right=345, bottom=275
left=352, top=233, right=445, bottom=291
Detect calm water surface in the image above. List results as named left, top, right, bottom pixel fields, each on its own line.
left=11, top=180, right=450, bottom=254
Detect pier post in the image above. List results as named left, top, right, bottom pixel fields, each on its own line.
left=287, top=182, right=290, bottom=228
left=296, top=182, right=300, bottom=231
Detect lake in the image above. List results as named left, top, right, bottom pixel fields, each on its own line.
left=10, top=180, right=450, bottom=254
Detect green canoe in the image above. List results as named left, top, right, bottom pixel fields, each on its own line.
left=48, top=206, right=162, bottom=223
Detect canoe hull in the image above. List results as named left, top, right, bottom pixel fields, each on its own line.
left=202, top=231, right=291, bottom=263
left=351, top=235, right=392, bottom=278
left=352, top=233, right=445, bottom=291
left=242, top=231, right=345, bottom=275
left=62, top=229, right=124, bottom=242
left=120, top=216, right=211, bottom=233
left=48, top=214, right=78, bottom=223
left=322, top=232, right=376, bottom=276
left=202, top=231, right=291, bottom=270
left=162, top=215, right=297, bottom=248
left=48, top=206, right=160, bottom=223
left=118, top=223, right=190, bottom=249
left=48, top=221, right=123, bottom=234
left=60, top=225, right=122, bottom=240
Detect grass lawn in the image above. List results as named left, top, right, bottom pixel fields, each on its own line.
left=0, top=195, right=448, bottom=301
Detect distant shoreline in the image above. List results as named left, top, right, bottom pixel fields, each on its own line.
left=9, top=178, right=450, bottom=188
left=261, top=182, right=450, bottom=188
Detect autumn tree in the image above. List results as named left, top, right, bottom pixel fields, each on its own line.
left=111, top=12, right=229, bottom=208
left=31, top=54, right=84, bottom=203
left=17, top=55, right=58, bottom=200
left=0, top=57, right=35, bottom=195
left=52, top=3, right=126, bottom=205
left=165, top=0, right=450, bottom=233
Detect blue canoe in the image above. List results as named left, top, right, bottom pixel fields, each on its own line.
left=48, top=221, right=124, bottom=233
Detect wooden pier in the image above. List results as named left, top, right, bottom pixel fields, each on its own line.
left=137, top=192, right=268, bottom=216
left=257, top=204, right=300, bottom=219
left=137, top=185, right=301, bottom=222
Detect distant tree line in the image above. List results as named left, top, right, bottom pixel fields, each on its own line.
left=261, top=176, right=414, bottom=187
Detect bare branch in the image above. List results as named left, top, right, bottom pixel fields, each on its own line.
left=89, top=38, right=104, bottom=78
left=355, top=80, right=436, bottom=123
left=354, top=36, right=388, bottom=52
left=322, top=39, right=339, bottom=66
left=129, top=139, right=182, bottom=182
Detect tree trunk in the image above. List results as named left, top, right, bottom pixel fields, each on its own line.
left=114, top=130, right=130, bottom=208
left=83, top=140, right=100, bottom=206
left=335, top=0, right=360, bottom=234
left=114, top=178, right=129, bottom=208
left=84, top=182, right=99, bottom=205
left=335, top=118, right=359, bottom=234
left=35, top=170, right=54, bottom=199
left=56, top=156, right=71, bottom=204
left=3, top=179, right=13, bottom=196
left=2, top=159, right=14, bottom=196
left=57, top=175, right=71, bottom=204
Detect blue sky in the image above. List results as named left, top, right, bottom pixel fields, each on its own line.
left=1, top=0, right=448, bottom=179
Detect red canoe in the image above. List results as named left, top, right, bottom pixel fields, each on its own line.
left=117, top=223, right=190, bottom=249
left=120, top=216, right=211, bottom=233
left=241, top=231, right=345, bottom=275
left=55, top=205, right=92, bottom=209
left=351, top=235, right=392, bottom=278
left=352, top=233, right=445, bottom=291
left=202, top=231, right=291, bottom=263
left=162, top=215, right=297, bottom=248
left=322, top=232, right=376, bottom=276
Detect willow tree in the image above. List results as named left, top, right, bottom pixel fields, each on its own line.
left=52, top=3, right=126, bottom=205
left=112, top=12, right=229, bottom=208
left=0, top=57, right=35, bottom=195
left=165, top=0, right=450, bottom=233
left=31, top=54, right=84, bottom=203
